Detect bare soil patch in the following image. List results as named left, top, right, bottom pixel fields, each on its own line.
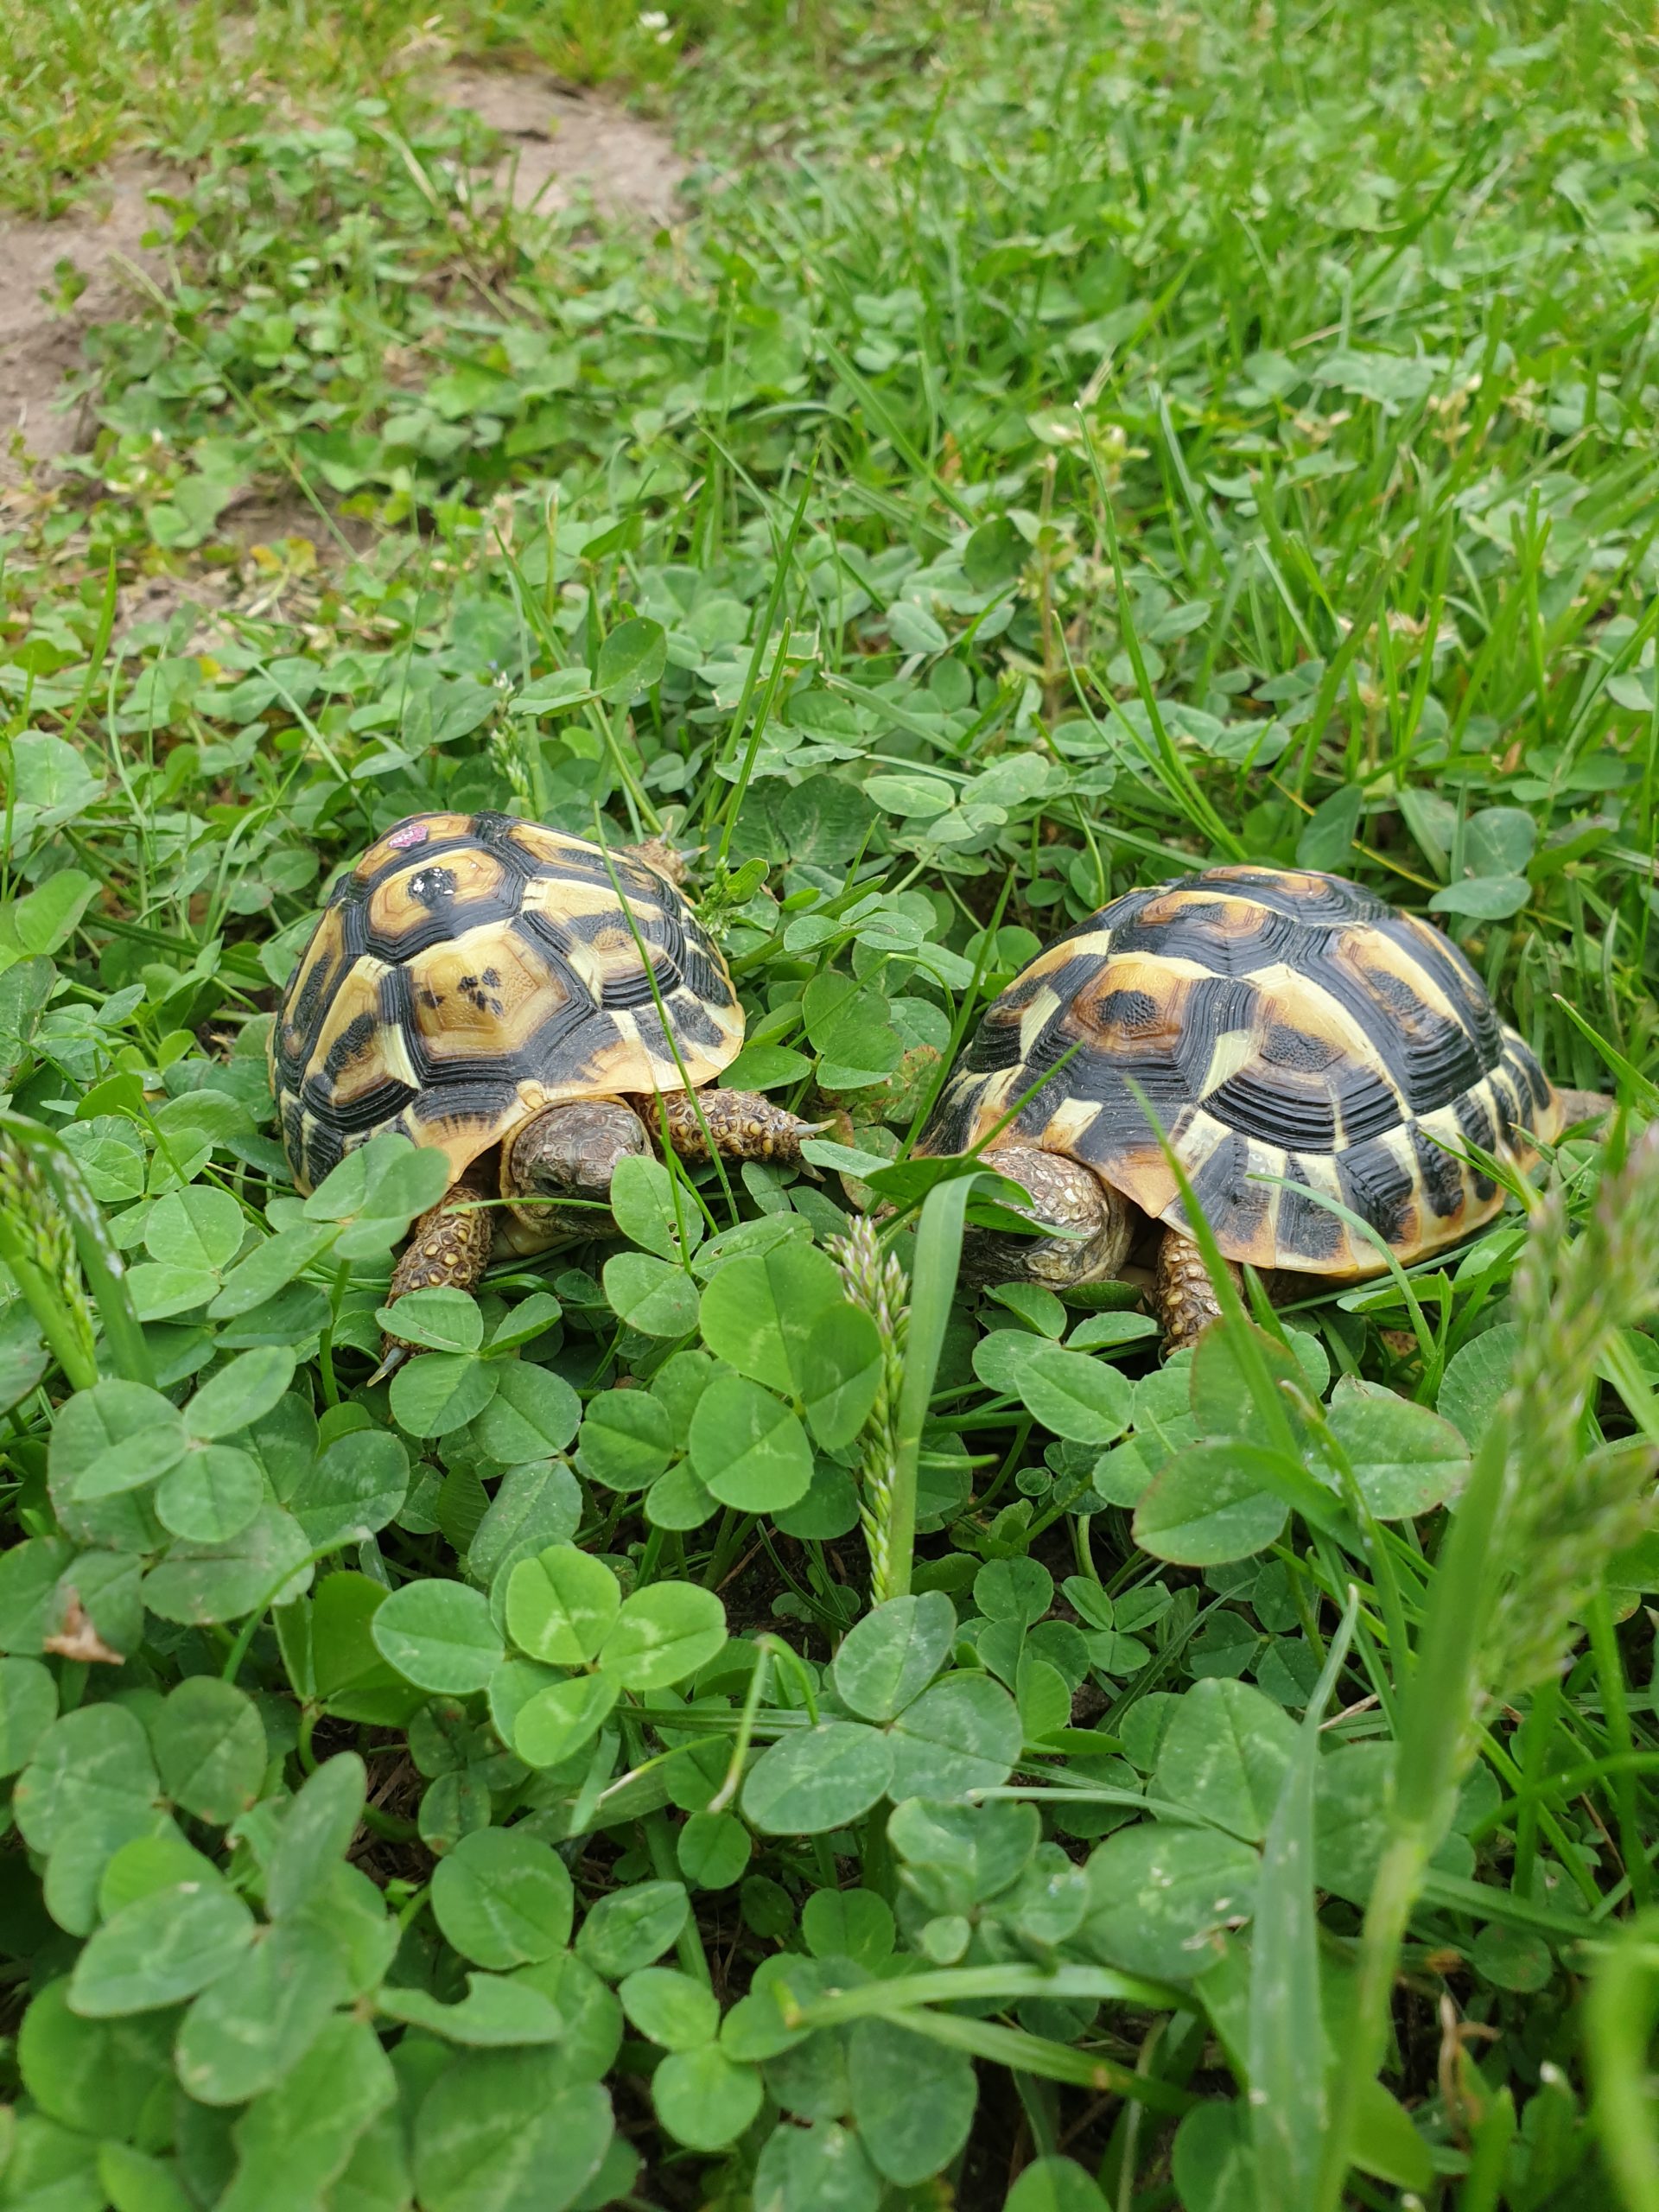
left=0, top=165, right=173, bottom=484
left=437, top=65, right=688, bottom=222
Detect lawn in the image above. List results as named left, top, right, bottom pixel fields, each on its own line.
left=3, top=1, right=1659, bottom=2206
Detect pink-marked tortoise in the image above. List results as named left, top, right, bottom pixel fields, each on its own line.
left=917, top=865, right=1606, bottom=1347
left=270, top=810, right=816, bottom=1369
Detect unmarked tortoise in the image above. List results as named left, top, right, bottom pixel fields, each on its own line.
left=271, top=810, right=817, bottom=1368
left=917, top=865, right=1606, bottom=1346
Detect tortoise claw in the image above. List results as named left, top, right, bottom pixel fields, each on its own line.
left=369, top=1338, right=411, bottom=1387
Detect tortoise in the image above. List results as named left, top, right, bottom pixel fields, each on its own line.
left=917, top=864, right=1606, bottom=1347
left=270, top=810, right=817, bottom=1370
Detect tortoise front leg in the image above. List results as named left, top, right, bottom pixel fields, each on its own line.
left=1152, top=1228, right=1244, bottom=1353
left=653, top=1089, right=824, bottom=1165
left=372, top=1175, right=494, bottom=1381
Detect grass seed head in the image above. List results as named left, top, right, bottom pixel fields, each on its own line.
left=0, top=1135, right=98, bottom=1381
left=830, top=1213, right=910, bottom=1605
left=1486, top=1124, right=1659, bottom=1697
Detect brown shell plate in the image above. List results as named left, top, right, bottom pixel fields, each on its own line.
left=918, top=865, right=1562, bottom=1276
left=270, top=810, right=743, bottom=1194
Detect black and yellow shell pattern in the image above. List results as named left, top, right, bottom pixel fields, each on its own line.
left=271, top=811, right=743, bottom=1195
left=919, top=866, right=1562, bottom=1277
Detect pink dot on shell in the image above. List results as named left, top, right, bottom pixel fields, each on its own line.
left=388, top=822, right=429, bottom=849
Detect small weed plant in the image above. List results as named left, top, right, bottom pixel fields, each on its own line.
left=3, top=0, right=1659, bottom=2206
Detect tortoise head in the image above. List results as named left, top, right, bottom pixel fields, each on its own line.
left=502, top=1098, right=648, bottom=1231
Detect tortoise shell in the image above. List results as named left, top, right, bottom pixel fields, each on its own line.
left=270, top=810, right=743, bottom=1196
left=918, top=866, right=1562, bottom=1277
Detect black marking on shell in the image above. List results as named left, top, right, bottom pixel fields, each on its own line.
left=409, top=1075, right=523, bottom=1127
left=1379, top=918, right=1504, bottom=1065
left=1019, top=1014, right=1095, bottom=1087
left=1272, top=1159, right=1345, bottom=1262
left=1452, top=1090, right=1499, bottom=1201
left=626, top=1003, right=678, bottom=1065
left=302, top=1072, right=416, bottom=1135
left=1305, top=953, right=1486, bottom=1117
left=563, top=906, right=675, bottom=957
left=1330, top=1060, right=1412, bottom=1147
left=601, top=961, right=683, bottom=1011
left=961, top=1016, right=1027, bottom=1075
left=338, top=894, right=370, bottom=962
left=409, top=866, right=457, bottom=909
left=321, top=1011, right=379, bottom=1084
left=378, top=965, right=415, bottom=1033
left=521, top=991, right=602, bottom=1065
left=1206, top=1069, right=1338, bottom=1151
left=1176, top=973, right=1262, bottom=1056
left=1097, top=987, right=1164, bottom=1034
left=469, top=812, right=541, bottom=879
left=663, top=997, right=728, bottom=1054
left=281, top=1099, right=308, bottom=1176
left=366, top=877, right=519, bottom=963
left=1027, top=1042, right=1194, bottom=1139
left=1510, top=1036, right=1552, bottom=1112
left=1410, top=1122, right=1465, bottom=1220
left=281, top=950, right=335, bottom=1077
left=516, top=907, right=577, bottom=963
left=1337, top=1137, right=1418, bottom=1248
left=918, top=1084, right=982, bottom=1158
left=302, top=1118, right=345, bottom=1185
left=1454, top=1088, right=1496, bottom=1153
left=682, top=944, right=736, bottom=1009
left=1033, top=952, right=1115, bottom=1015
left=543, top=840, right=654, bottom=894
left=1183, top=1130, right=1272, bottom=1248
left=1262, top=1022, right=1343, bottom=1076
left=1488, top=1069, right=1520, bottom=1142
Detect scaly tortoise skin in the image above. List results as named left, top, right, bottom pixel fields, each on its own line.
left=918, top=865, right=1599, bottom=1345
left=271, top=809, right=814, bottom=1366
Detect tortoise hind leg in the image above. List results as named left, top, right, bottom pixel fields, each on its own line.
left=1554, top=1087, right=1613, bottom=1131
left=620, top=837, right=688, bottom=886
left=372, top=1177, right=493, bottom=1382
left=1153, top=1229, right=1245, bottom=1353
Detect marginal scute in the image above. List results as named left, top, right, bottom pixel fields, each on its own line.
left=270, top=811, right=745, bottom=1194
left=918, top=865, right=1562, bottom=1277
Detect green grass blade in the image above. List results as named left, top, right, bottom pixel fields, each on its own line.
left=1587, top=1909, right=1659, bottom=2212
left=886, top=1174, right=974, bottom=1600
left=1249, top=1589, right=1358, bottom=2212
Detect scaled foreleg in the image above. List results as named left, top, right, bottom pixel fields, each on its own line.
left=373, top=1178, right=493, bottom=1381
left=654, top=1089, right=825, bottom=1165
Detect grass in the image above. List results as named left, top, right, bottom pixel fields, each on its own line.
left=4, top=0, right=1659, bottom=2204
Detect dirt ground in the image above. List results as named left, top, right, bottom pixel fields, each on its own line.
left=438, top=67, right=688, bottom=221
left=0, top=163, right=172, bottom=485
left=0, top=76, right=684, bottom=488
